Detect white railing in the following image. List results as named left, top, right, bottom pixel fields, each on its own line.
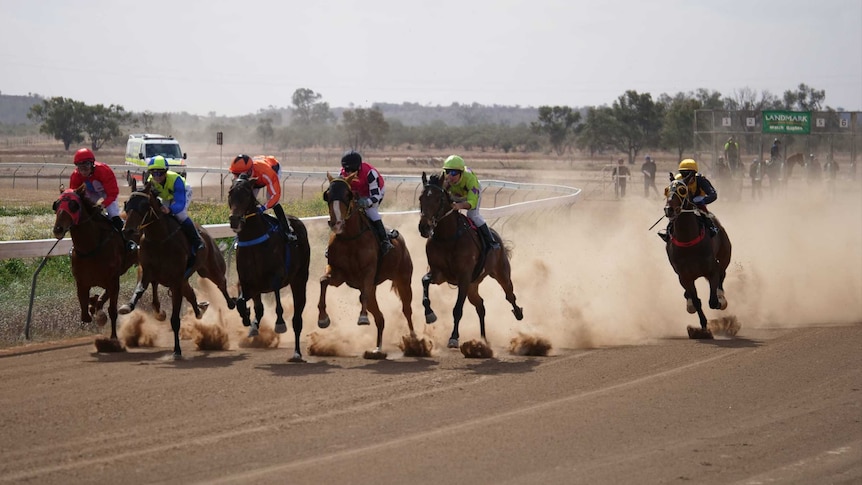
left=0, top=169, right=581, bottom=260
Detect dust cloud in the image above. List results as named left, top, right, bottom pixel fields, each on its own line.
left=113, top=182, right=862, bottom=357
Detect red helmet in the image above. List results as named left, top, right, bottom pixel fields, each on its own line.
left=230, top=154, right=253, bottom=175
left=73, top=148, right=95, bottom=165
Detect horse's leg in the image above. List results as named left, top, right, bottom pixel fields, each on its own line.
left=396, top=275, right=416, bottom=337
left=318, top=273, right=333, bottom=328
left=680, top=277, right=708, bottom=330
left=449, top=282, right=470, bottom=348
left=366, top=289, right=385, bottom=353
left=119, top=274, right=150, bottom=315
left=76, top=281, right=92, bottom=324
left=170, top=284, right=184, bottom=359
left=181, top=281, right=202, bottom=319
left=289, top=280, right=307, bottom=361
left=107, top=279, right=120, bottom=340
left=247, top=295, right=264, bottom=337
left=490, top=256, right=523, bottom=320
left=235, top=292, right=252, bottom=329
left=149, top=282, right=166, bottom=321
left=466, top=283, right=487, bottom=343
left=273, top=287, right=287, bottom=334
left=422, top=272, right=438, bottom=324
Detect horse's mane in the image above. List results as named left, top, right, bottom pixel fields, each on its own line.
left=427, top=173, right=443, bottom=187
left=70, top=184, right=105, bottom=218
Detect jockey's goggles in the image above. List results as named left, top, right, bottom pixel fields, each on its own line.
left=150, top=170, right=166, bottom=176
left=445, top=169, right=462, bottom=176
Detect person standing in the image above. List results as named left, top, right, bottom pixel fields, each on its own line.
left=69, top=147, right=135, bottom=251
left=749, top=157, right=764, bottom=200
left=724, top=136, right=740, bottom=172
left=612, top=158, right=630, bottom=199
left=641, top=155, right=659, bottom=198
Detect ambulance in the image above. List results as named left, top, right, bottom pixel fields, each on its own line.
left=124, top=134, right=187, bottom=190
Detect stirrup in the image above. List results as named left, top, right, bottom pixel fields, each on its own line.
left=380, top=240, right=394, bottom=255
left=285, top=231, right=298, bottom=242
left=126, top=240, right=138, bottom=252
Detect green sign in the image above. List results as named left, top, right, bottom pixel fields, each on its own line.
left=762, top=110, right=811, bottom=134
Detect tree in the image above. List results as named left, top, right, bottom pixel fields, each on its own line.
left=531, top=106, right=581, bottom=155
left=660, top=93, right=702, bottom=161
left=341, top=108, right=389, bottom=149
left=783, top=83, right=826, bottom=111
left=575, top=106, right=622, bottom=157
left=27, top=97, right=87, bottom=150
left=292, top=88, right=321, bottom=126
left=81, top=104, right=130, bottom=150
left=256, top=117, right=274, bottom=148
left=610, top=90, right=663, bottom=163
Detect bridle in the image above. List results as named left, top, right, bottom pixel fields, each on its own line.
left=125, top=191, right=162, bottom=232
left=326, top=178, right=360, bottom=231
left=228, top=177, right=261, bottom=230
left=419, top=183, right=456, bottom=234
left=664, top=179, right=701, bottom=220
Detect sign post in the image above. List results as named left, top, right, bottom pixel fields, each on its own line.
left=762, top=110, right=812, bottom=134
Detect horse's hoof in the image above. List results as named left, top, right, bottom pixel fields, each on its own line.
left=447, top=338, right=459, bottom=348
left=247, top=323, right=259, bottom=338
left=357, top=315, right=370, bottom=326
left=686, top=300, right=696, bottom=314
left=425, top=312, right=437, bottom=324
left=686, top=326, right=714, bottom=340
left=94, top=337, right=125, bottom=353
left=274, top=322, right=287, bottom=334
left=118, top=305, right=133, bottom=315
left=363, top=349, right=387, bottom=360
left=318, top=316, right=330, bottom=329
left=288, top=353, right=305, bottom=363
left=172, top=352, right=184, bottom=360
left=198, top=301, right=210, bottom=316
left=156, top=311, right=167, bottom=322
left=512, top=307, right=524, bottom=321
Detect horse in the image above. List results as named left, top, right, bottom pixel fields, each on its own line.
left=663, top=178, right=732, bottom=339
left=418, top=172, right=523, bottom=354
left=228, top=174, right=310, bottom=362
left=764, top=152, right=803, bottom=194
left=120, top=182, right=236, bottom=358
left=51, top=185, right=151, bottom=351
left=318, top=173, right=419, bottom=359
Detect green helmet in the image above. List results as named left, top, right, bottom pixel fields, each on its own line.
left=148, top=155, right=168, bottom=170
left=443, top=155, right=465, bottom=171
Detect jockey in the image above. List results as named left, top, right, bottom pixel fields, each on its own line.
left=69, top=148, right=136, bottom=251
left=770, top=138, right=782, bottom=162
left=146, top=156, right=204, bottom=256
left=440, top=154, right=500, bottom=250
left=229, top=154, right=297, bottom=242
left=659, top=158, right=719, bottom=243
left=339, top=150, right=394, bottom=255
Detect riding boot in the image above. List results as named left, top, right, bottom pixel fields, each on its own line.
left=478, top=223, right=501, bottom=250
left=658, top=222, right=671, bottom=243
left=370, top=219, right=394, bottom=255
left=111, top=216, right=137, bottom=251
left=272, top=203, right=298, bottom=243
left=180, top=218, right=205, bottom=255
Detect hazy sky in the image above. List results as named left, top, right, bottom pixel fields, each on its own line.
left=2, top=0, right=860, bottom=116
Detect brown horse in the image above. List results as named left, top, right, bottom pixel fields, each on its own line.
left=318, top=173, right=416, bottom=358
left=228, top=174, right=310, bottom=362
left=51, top=186, right=150, bottom=350
left=418, top=172, right=523, bottom=352
left=663, top=178, right=732, bottom=339
left=120, top=182, right=235, bottom=358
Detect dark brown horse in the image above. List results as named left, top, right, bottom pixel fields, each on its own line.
left=228, top=174, right=310, bottom=362
left=318, top=173, right=416, bottom=358
left=51, top=186, right=149, bottom=350
left=663, top=178, right=732, bottom=339
left=418, top=172, right=523, bottom=352
left=120, top=182, right=235, bottom=358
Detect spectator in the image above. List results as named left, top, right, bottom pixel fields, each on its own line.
left=641, top=155, right=659, bottom=198
left=612, top=158, right=630, bottom=199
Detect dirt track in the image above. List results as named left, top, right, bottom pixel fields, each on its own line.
left=0, top=178, right=860, bottom=484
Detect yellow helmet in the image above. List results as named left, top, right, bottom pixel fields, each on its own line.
left=442, top=155, right=466, bottom=171
left=148, top=155, right=168, bottom=170
left=679, top=159, right=698, bottom=172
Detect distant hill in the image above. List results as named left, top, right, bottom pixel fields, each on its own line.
left=0, top=93, right=41, bottom=124
left=0, top=94, right=539, bottom=127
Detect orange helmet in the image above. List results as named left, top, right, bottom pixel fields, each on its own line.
left=73, top=148, right=95, bottom=165
left=230, top=154, right=253, bottom=175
